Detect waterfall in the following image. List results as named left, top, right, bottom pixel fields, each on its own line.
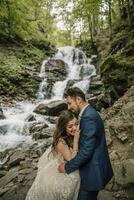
left=38, top=46, right=96, bottom=100
left=37, top=60, right=48, bottom=100
left=0, top=46, right=96, bottom=161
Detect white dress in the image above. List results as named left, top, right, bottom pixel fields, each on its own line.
left=25, top=146, right=80, bottom=200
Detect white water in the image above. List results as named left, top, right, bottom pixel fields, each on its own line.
left=39, top=46, right=96, bottom=100
left=0, top=46, right=96, bottom=161
left=37, top=60, right=48, bottom=100
left=0, top=102, right=34, bottom=152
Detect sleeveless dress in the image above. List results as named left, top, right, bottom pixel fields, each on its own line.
left=25, top=146, right=80, bottom=200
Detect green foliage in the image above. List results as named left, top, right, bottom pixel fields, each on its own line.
left=101, top=53, right=128, bottom=73
left=110, top=29, right=132, bottom=54
left=0, top=0, right=133, bottom=46
left=0, top=57, right=22, bottom=82
left=13, top=46, right=44, bottom=66
left=0, top=0, right=56, bottom=44
left=0, top=44, right=45, bottom=97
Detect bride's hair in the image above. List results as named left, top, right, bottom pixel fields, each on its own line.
left=52, top=110, right=75, bottom=152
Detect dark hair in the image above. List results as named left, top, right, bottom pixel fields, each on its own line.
left=52, top=110, right=75, bottom=152
left=64, top=87, right=86, bottom=101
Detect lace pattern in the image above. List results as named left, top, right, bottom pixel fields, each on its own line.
left=25, top=146, right=80, bottom=200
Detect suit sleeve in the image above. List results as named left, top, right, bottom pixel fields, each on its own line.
left=65, top=116, right=97, bottom=174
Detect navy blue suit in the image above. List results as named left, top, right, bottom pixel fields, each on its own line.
left=65, top=105, right=113, bottom=199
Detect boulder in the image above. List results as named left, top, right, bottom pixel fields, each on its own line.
left=33, top=100, right=67, bottom=116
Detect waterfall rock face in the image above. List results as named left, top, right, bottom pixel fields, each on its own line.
left=37, top=46, right=96, bottom=100
left=44, top=59, right=68, bottom=97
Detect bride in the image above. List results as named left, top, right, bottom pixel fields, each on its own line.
left=25, top=110, right=80, bottom=200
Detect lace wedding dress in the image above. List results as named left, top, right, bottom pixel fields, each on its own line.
left=25, top=146, right=80, bottom=200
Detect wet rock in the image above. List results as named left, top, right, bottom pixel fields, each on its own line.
left=33, top=100, right=67, bottom=116
left=0, top=108, right=6, bottom=119
left=29, top=122, right=48, bottom=134
left=25, top=114, right=36, bottom=122
left=32, top=129, right=53, bottom=140
left=0, top=124, right=8, bottom=135
left=44, top=59, right=68, bottom=97
left=33, top=103, right=48, bottom=115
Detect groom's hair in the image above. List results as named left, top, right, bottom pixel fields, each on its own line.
left=64, top=87, right=86, bottom=101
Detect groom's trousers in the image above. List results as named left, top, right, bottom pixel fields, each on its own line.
left=77, top=189, right=99, bottom=200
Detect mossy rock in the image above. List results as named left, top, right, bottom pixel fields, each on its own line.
left=100, top=53, right=133, bottom=104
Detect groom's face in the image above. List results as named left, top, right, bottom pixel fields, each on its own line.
left=66, top=96, right=80, bottom=115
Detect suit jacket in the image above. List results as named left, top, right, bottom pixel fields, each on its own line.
left=65, top=105, right=113, bottom=191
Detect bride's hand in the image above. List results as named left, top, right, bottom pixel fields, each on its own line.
left=74, top=125, right=80, bottom=140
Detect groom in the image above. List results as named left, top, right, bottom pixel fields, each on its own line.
left=58, top=87, right=113, bottom=200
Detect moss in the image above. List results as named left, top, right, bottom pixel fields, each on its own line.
left=0, top=57, right=23, bottom=81
left=0, top=44, right=46, bottom=99
left=110, top=31, right=129, bottom=54
left=110, top=69, right=126, bottom=81
left=11, top=45, right=45, bottom=67
left=123, top=39, right=134, bottom=57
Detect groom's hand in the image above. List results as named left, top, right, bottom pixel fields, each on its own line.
left=58, top=162, right=66, bottom=173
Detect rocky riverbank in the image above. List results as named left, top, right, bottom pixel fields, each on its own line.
left=0, top=85, right=133, bottom=200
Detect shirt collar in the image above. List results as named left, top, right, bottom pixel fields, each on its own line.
left=79, top=103, right=89, bottom=119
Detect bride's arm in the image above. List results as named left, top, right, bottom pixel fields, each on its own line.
left=56, top=136, right=79, bottom=161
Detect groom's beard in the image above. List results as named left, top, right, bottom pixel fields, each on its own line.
left=74, top=102, right=80, bottom=117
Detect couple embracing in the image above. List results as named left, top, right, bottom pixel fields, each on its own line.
left=26, top=87, right=113, bottom=200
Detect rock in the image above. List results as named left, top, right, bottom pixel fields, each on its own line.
left=0, top=124, right=8, bottom=135
left=43, top=59, right=68, bottom=97
left=98, top=190, right=115, bottom=200
left=113, top=159, right=134, bottom=188
left=34, top=100, right=67, bottom=116
left=0, top=167, right=19, bottom=188
left=32, top=129, right=53, bottom=140
left=29, top=122, right=48, bottom=134
left=47, top=116, right=58, bottom=124
left=88, top=93, right=108, bottom=111
left=0, top=108, right=6, bottom=119
left=7, top=150, right=26, bottom=168
left=0, top=170, right=6, bottom=178
left=33, top=103, right=48, bottom=115
left=99, top=86, right=134, bottom=198
left=25, top=114, right=36, bottom=122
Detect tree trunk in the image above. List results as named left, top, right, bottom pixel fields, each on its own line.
left=118, top=0, right=122, bottom=17
left=126, top=0, right=132, bottom=26
left=120, top=0, right=127, bottom=18
left=108, top=0, right=112, bottom=40
left=88, top=16, right=94, bottom=43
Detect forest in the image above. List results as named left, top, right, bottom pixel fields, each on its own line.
left=0, top=1, right=134, bottom=200
left=0, top=0, right=133, bottom=101
left=0, top=0, right=133, bottom=45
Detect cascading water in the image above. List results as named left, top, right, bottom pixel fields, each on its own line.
left=38, top=46, right=96, bottom=100
left=0, top=46, right=96, bottom=164
left=37, top=60, right=48, bottom=100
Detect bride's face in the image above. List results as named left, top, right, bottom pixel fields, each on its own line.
left=66, top=118, right=79, bottom=136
